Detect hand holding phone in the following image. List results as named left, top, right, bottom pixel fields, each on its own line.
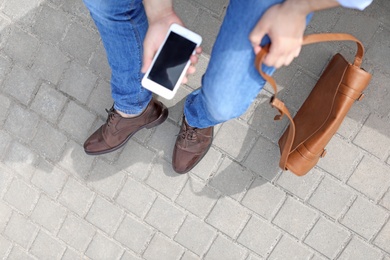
left=142, top=24, right=202, bottom=100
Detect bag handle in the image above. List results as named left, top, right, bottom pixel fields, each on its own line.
left=254, top=33, right=365, bottom=170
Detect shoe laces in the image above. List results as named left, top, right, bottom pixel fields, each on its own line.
left=180, top=127, right=198, bottom=141
left=105, top=107, right=117, bottom=127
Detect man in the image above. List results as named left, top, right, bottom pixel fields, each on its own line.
left=82, top=0, right=372, bottom=173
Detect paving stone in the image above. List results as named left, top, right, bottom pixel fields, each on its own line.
left=88, top=45, right=111, bottom=80
left=85, top=233, right=124, bottom=260
left=161, top=86, right=189, bottom=124
left=294, top=42, right=334, bottom=78
left=209, top=157, right=254, bottom=200
left=4, top=104, right=39, bottom=143
left=32, top=5, right=69, bottom=44
left=304, top=218, right=350, bottom=259
left=7, top=245, right=35, bottom=260
left=147, top=121, right=178, bottom=161
left=248, top=92, right=288, bottom=143
left=317, top=135, right=361, bottom=181
left=242, top=178, right=285, bottom=220
left=380, top=189, right=390, bottom=210
left=0, top=201, right=12, bottom=232
left=1, top=0, right=44, bottom=20
left=0, top=54, right=11, bottom=80
left=175, top=215, right=216, bottom=256
left=59, top=62, right=98, bottom=103
left=180, top=251, right=200, bottom=260
left=243, top=136, right=281, bottom=181
left=3, top=141, right=38, bottom=180
left=30, top=230, right=66, bottom=260
left=87, top=159, right=126, bottom=199
left=31, top=43, right=70, bottom=84
left=337, top=101, right=371, bottom=140
left=191, top=10, right=222, bottom=55
left=354, top=114, right=390, bottom=160
left=191, top=146, right=222, bottom=180
left=114, top=215, right=154, bottom=254
left=185, top=54, right=209, bottom=90
left=308, top=7, right=340, bottom=33
left=0, top=94, right=11, bottom=126
left=58, top=214, right=95, bottom=252
left=373, top=219, right=390, bottom=254
left=309, top=176, right=354, bottom=219
left=60, top=22, right=99, bottom=64
left=58, top=140, right=95, bottom=179
left=61, top=0, right=92, bottom=24
left=277, top=168, right=322, bottom=200
left=120, top=250, right=142, bottom=260
left=206, top=197, right=249, bottom=238
left=237, top=215, right=280, bottom=257
left=85, top=196, right=123, bottom=235
left=0, top=130, right=12, bottom=160
left=116, top=177, right=157, bottom=218
left=213, top=119, right=257, bottom=162
left=4, top=212, right=37, bottom=248
left=3, top=27, right=39, bottom=66
left=30, top=195, right=67, bottom=234
left=30, top=83, right=68, bottom=123
left=175, top=177, right=219, bottom=219
left=362, top=71, right=390, bottom=117
left=204, top=235, right=246, bottom=260
left=341, top=197, right=388, bottom=240
left=338, top=236, right=382, bottom=260
left=348, top=156, right=390, bottom=201
left=268, top=236, right=312, bottom=260
left=31, top=120, right=68, bottom=161
left=59, top=248, right=83, bottom=260
left=146, top=158, right=188, bottom=199
left=145, top=197, right=186, bottom=238
left=4, top=177, right=39, bottom=215
left=366, top=27, right=390, bottom=70
left=116, top=139, right=156, bottom=181
left=0, top=235, right=12, bottom=259
left=87, top=79, right=112, bottom=118
left=31, top=159, right=67, bottom=198
left=59, top=101, right=96, bottom=142
left=272, top=197, right=318, bottom=239
left=143, top=233, right=184, bottom=260
left=59, top=177, right=94, bottom=217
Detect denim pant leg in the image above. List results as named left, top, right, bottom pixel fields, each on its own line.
left=184, top=0, right=285, bottom=128
left=83, top=0, right=152, bottom=114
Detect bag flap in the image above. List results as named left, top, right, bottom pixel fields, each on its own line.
left=288, top=53, right=349, bottom=151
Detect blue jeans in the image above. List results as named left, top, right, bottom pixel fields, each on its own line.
left=83, top=0, right=299, bottom=127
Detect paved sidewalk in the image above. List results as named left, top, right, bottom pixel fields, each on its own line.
left=0, top=0, right=389, bottom=259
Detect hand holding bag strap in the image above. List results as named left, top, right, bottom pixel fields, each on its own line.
left=254, top=33, right=365, bottom=170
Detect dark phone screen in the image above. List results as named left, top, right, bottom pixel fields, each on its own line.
left=148, top=31, right=197, bottom=90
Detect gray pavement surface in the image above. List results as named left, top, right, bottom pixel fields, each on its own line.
left=0, top=0, right=390, bottom=259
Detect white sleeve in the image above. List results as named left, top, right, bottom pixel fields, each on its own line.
left=337, top=0, right=373, bottom=10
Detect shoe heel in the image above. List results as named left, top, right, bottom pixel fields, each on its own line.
left=146, top=107, right=168, bottom=129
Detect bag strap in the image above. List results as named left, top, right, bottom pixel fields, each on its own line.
left=254, top=33, right=364, bottom=170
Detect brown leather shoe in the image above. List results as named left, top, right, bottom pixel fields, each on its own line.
left=172, top=117, right=213, bottom=174
left=84, top=98, right=168, bottom=155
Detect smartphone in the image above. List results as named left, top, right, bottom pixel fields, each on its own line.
left=141, top=23, right=202, bottom=100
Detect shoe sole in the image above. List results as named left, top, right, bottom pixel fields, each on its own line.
left=85, top=104, right=168, bottom=156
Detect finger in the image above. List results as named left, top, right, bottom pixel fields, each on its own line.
left=186, top=65, right=196, bottom=75
left=190, top=55, right=199, bottom=65
left=249, top=20, right=268, bottom=53
left=195, top=46, right=202, bottom=55
left=182, top=76, right=188, bottom=84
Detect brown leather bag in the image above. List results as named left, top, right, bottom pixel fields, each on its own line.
left=255, top=34, right=372, bottom=176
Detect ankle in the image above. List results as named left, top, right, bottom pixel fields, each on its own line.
left=116, top=110, right=140, bottom=118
